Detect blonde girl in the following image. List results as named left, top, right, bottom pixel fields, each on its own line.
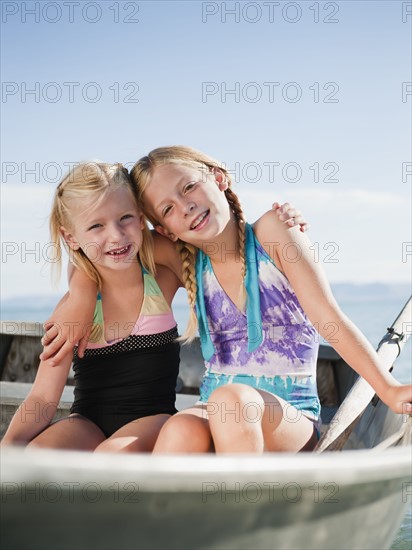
left=2, top=162, right=181, bottom=452
left=126, top=146, right=412, bottom=454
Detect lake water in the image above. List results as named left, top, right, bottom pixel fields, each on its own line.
left=1, top=285, right=411, bottom=548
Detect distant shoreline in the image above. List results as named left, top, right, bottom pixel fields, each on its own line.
left=2, top=281, right=411, bottom=309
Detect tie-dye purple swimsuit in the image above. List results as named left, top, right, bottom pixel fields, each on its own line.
left=195, top=223, right=321, bottom=424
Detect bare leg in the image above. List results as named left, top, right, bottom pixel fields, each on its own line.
left=208, top=384, right=317, bottom=453
left=152, top=405, right=213, bottom=453
left=94, top=414, right=171, bottom=453
left=26, top=414, right=106, bottom=451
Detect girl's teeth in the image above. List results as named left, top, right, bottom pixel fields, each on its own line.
left=192, top=212, right=207, bottom=229
left=109, top=246, right=128, bottom=255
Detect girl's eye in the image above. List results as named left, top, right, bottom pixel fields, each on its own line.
left=88, top=223, right=102, bottom=231
left=184, top=182, right=196, bottom=192
left=121, top=214, right=133, bottom=221
left=162, top=205, right=172, bottom=217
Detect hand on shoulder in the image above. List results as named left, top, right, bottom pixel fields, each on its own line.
left=252, top=209, right=332, bottom=307
left=254, top=209, right=306, bottom=261
left=271, top=202, right=310, bottom=232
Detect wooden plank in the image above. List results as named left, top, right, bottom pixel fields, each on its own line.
left=0, top=322, right=44, bottom=383
left=1, top=335, right=43, bottom=383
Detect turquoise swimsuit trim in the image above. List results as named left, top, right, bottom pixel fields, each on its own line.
left=195, top=223, right=263, bottom=361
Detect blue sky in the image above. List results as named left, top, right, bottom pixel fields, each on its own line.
left=1, top=0, right=411, bottom=300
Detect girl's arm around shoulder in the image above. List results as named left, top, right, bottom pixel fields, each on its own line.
left=1, top=354, right=72, bottom=446
left=41, top=265, right=97, bottom=364
left=253, top=211, right=412, bottom=414
left=152, top=231, right=184, bottom=284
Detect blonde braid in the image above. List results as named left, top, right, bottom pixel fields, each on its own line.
left=224, top=187, right=247, bottom=306
left=176, top=240, right=199, bottom=342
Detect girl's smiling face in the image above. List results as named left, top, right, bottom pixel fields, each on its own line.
left=61, top=186, right=145, bottom=274
left=143, top=163, right=232, bottom=245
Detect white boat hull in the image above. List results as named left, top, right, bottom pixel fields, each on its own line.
left=1, top=446, right=410, bottom=550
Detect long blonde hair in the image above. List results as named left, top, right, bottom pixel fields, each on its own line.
left=50, top=161, right=155, bottom=290
left=130, top=146, right=246, bottom=342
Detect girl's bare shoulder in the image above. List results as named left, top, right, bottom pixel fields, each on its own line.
left=253, top=210, right=305, bottom=267
left=253, top=209, right=291, bottom=245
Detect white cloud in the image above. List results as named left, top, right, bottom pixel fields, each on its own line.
left=240, top=187, right=411, bottom=283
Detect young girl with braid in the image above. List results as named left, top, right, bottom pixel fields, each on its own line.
left=126, top=146, right=412, bottom=454
left=41, top=147, right=409, bottom=454
left=22, top=159, right=302, bottom=452
left=2, top=162, right=182, bottom=452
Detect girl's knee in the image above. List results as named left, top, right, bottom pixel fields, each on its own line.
left=154, top=414, right=211, bottom=453
left=210, top=383, right=262, bottom=403
left=208, top=384, right=265, bottom=422
left=160, top=414, right=203, bottom=440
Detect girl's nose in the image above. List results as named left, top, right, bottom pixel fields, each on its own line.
left=183, top=201, right=196, bottom=216
left=109, top=222, right=125, bottom=240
